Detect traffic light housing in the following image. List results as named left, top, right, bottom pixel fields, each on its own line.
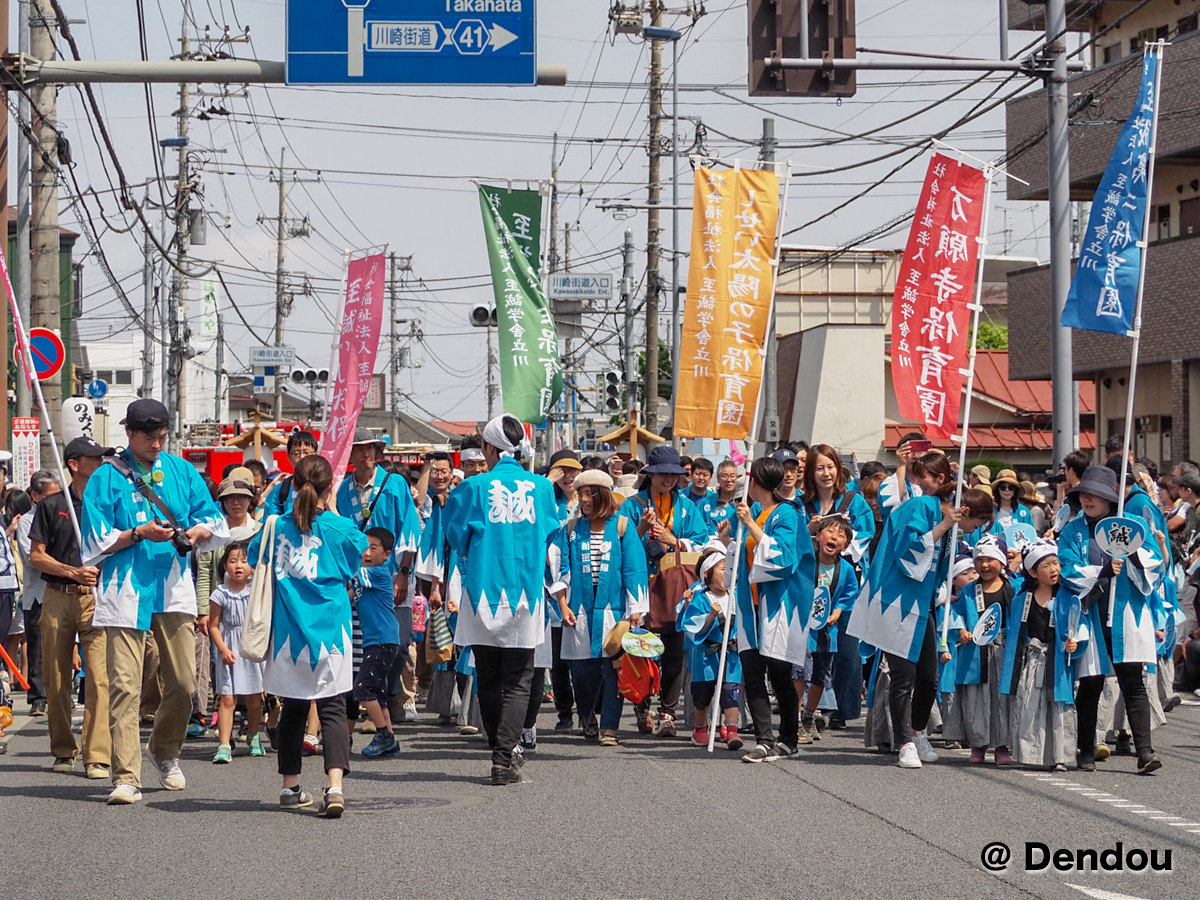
left=469, top=306, right=498, bottom=327
left=603, top=370, right=622, bottom=413
left=748, top=0, right=857, bottom=98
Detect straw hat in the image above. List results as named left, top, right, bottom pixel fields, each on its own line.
left=992, top=468, right=1021, bottom=491
left=575, top=470, right=614, bottom=491
left=603, top=620, right=631, bottom=658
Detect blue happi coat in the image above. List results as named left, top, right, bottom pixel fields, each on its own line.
left=734, top=501, right=815, bottom=666
left=552, top=515, right=648, bottom=660
left=877, top=473, right=920, bottom=526
left=247, top=511, right=368, bottom=699
left=809, top=556, right=860, bottom=655
left=847, top=495, right=952, bottom=663
left=987, top=502, right=1034, bottom=537
left=999, top=588, right=1082, bottom=704
left=335, top=464, right=420, bottom=559
left=262, top=476, right=295, bottom=517
left=677, top=583, right=741, bottom=685
left=1058, top=511, right=1163, bottom=672
left=946, top=580, right=1012, bottom=685
left=442, top=457, right=560, bottom=650
left=619, top=488, right=710, bottom=574
left=805, top=490, right=877, bottom=566
left=82, top=451, right=230, bottom=630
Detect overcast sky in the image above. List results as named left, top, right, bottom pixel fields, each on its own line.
left=13, top=0, right=1059, bottom=424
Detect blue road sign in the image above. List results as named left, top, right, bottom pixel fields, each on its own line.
left=286, top=0, right=536, bottom=86
left=87, top=379, right=108, bottom=400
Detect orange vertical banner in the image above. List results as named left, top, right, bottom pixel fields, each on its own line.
left=675, top=166, right=780, bottom=439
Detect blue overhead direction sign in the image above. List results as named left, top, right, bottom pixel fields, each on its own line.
left=286, top=0, right=536, bottom=86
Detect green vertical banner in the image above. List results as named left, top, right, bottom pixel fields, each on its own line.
left=478, top=185, right=563, bottom=424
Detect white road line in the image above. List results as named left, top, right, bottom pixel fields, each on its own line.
left=1168, top=822, right=1200, bottom=828
left=1148, top=815, right=1180, bottom=820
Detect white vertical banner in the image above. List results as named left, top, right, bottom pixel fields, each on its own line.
left=12, top=417, right=42, bottom=490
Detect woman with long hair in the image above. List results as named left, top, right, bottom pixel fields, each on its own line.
left=248, top=454, right=368, bottom=818
left=847, top=453, right=993, bottom=768
left=551, top=470, right=648, bottom=745
left=989, top=468, right=1034, bottom=536
left=732, top=456, right=816, bottom=763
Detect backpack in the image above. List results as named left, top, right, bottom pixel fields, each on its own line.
left=617, top=654, right=660, bottom=705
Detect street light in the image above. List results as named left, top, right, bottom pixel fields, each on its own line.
left=642, top=26, right=683, bottom=437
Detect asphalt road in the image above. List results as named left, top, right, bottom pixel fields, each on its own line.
left=2, top=692, right=1198, bottom=900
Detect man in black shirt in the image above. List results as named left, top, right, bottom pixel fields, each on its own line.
left=30, top=437, right=115, bottom=778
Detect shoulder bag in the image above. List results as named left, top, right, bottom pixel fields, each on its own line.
left=240, top=515, right=278, bottom=663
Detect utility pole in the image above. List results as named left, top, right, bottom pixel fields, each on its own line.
left=31, top=0, right=60, bottom=449
left=1045, top=0, right=1074, bottom=467
left=390, top=253, right=399, bottom=441
left=167, top=13, right=191, bottom=450
left=214, top=313, right=224, bottom=421
left=549, top=133, right=560, bottom=274
left=760, top=118, right=779, bottom=451
left=621, top=227, right=636, bottom=418
left=644, top=0, right=664, bottom=434
left=14, top=0, right=32, bottom=420
left=141, top=196, right=155, bottom=396
left=272, top=146, right=287, bottom=422
left=485, top=325, right=497, bottom=419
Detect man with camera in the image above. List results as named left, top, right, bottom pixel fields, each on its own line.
left=80, top=399, right=229, bottom=805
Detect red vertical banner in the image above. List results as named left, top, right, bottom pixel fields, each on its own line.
left=891, top=154, right=987, bottom=439
left=320, top=253, right=387, bottom=482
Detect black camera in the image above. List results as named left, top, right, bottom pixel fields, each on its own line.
left=156, top=519, right=194, bottom=556
left=645, top=539, right=667, bottom=563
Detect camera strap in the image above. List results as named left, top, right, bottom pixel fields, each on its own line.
left=106, top=453, right=185, bottom=533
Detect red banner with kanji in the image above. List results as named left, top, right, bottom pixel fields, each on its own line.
left=320, top=253, right=386, bottom=482
left=891, top=153, right=987, bottom=439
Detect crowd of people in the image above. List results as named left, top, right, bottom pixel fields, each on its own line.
left=3, top=402, right=1199, bottom=817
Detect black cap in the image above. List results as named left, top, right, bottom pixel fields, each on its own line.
left=64, top=436, right=115, bottom=462
left=120, top=398, right=170, bottom=430
left=771, top=447, right=799, bottom=466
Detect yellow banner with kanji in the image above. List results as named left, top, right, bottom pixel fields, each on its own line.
left=674, top=166, right=780, bottom=439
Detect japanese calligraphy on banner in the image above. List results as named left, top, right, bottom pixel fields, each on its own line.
left=11, top=417, right=41, bottom=491
left=479, top=185, right=563, bottom=425
left=1061, top=46, right=1161, bottom=336
left=320, top=253, right=386, bottom=483
left=675, top=166, right=780, bottom=439
left=891, top=153, right=987, bottom=440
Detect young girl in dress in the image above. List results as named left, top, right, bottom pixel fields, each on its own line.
left=1000, top=539, right=1080, bottom=771
left=678, top=544, right=742, bottom=751
left=207, top=541, right=266, bottom=763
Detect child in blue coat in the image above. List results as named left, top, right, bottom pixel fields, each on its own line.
left=678, top=544, right=743, bottom=751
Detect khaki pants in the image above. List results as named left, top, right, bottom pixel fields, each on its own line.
left=41, top=584, right=110, bottom=766
left=107, top=612, right=196, bottom=787
left=193, top=626, right=210, bottom=720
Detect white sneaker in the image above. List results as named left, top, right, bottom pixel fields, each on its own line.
left=898, top=741, right=922, bottom=768
left=403, top=701, right=418, bottom=719
left=913, top=731, right=939, bottom=763
left=107, top=783, right=143, bottom=805
left=152, top=754, right=186, bottom=791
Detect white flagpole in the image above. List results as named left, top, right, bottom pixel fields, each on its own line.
left=0, top=252, right=81, bottom=544
left=941, top=162, right=996, bottom=650
left=1109, top=43, right=1164, bottom=625
left=707, top=161, right=793, bottom=752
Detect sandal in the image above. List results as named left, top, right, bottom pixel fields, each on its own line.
left=599, top=734, right=619, bottom=747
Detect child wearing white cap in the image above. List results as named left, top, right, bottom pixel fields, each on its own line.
left=999, top=539, right=1081, bottom=771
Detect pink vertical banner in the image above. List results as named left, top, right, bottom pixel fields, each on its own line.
left=319, top=252, right=386, bottom=483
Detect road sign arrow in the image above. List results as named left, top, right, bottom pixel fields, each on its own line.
left=489, top=23, right=518, bottom=52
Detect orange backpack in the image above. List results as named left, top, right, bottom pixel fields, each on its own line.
left=617, top=654, right=661, bottom=704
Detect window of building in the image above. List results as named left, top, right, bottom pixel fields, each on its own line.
left=1103, top=43, right=1120, bottom=64
left=1180, top=14, right=1199, bottom=35
left=115, top=370, right=134, bottom=385
left=1156, top=25, right=1170, bottom=41
left=95, top=369, right=113, bottom=383
left=1181, top=197, right=1200, bottom=236
left=1130, top=36, right=1141, bottom=53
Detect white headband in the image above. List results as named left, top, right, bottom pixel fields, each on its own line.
left=974, top=536, right=1007, bottom=565
left=1023, top=538, right=1058, bottom=574
left=700, top=552, right=724, bottom=581
left=951, top=556, right=976, bottom=579
left=482, top=415, right=533, bottom=461
left=460, top=448, right=485, bottom=463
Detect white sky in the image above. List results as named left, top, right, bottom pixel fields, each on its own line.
left=12, top=0, right=1059, bottom=424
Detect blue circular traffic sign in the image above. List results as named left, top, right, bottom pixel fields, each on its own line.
left=13, top=327, right=65, bottom=381
left=87, top=379, right=108, bottom=400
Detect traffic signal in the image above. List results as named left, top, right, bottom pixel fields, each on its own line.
left=291, top=369, right=329, bottom=384
left=603, top=370, right=622, bottom=413
left=469, top=306, right=498, bottom=327
left=748, top=0, right=857, bottom=98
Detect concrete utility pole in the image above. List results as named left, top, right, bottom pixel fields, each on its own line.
left=272, top=146, right=288, bottom=421
left=388, top=254, right=413, bottom=442
left=621, top=227, right=637, bottom=418
left=214, top=313, right=225, bottom=421
left=1045, top=0, right=1074, bottom=467
left=644, top=0, right=664, bottom=434
left=141, top=198, right=155, bottom=397
left=30, top=0, right=60, bottom=448
left=485, top=325, right=497, bottom=420
left=760, top=117, right=779, bottom=451
left=167, top=14, right=192, bottom=450
left=14, top=0, right=32, bottom=420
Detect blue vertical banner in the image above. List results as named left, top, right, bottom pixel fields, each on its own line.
left=1060, top=47, right=1162, bottom=336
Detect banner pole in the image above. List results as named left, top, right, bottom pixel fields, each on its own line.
left=1116, top=43, right=1163, bottom=521
left=941, top=162, right=995, bottom=650
left=0, top=251, right=80, bottom=545
left=707, top=162, right=793, bottom=752
left=1108, top=44, right=1163, bottom=626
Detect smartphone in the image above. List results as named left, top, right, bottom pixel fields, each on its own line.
left=908, top=439, right=933, bottom=454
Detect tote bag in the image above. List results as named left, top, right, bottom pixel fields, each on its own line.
left=240, top=515, right=278, bottom=663
left=424, top=603, right=455, bottom=665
